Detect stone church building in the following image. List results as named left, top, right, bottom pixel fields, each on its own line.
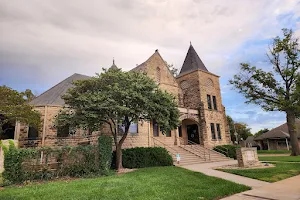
left=14, top=44, right=231, bottom=151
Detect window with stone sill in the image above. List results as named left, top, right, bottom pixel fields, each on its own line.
left=207, top=95, right=212, bottom=110
left=210, top=123, right=216, bottom=140
left=213, top=96, right=217, bottom=110
left=166, top=130, right=171, bottom=137
left=216, top=123, right=221, bottom=140
left=178, top=126, right=182, bottom=137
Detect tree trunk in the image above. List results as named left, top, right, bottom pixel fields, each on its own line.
left=286, top=110, right=300, bottom=156
left=116, top=144, right=123, bottom=171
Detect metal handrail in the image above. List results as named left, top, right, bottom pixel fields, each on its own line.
left=179, top=138, right=209, bottom=161
left=151, top=137, right=178, bottom=156
left=212, top=145, right=229, bottom=157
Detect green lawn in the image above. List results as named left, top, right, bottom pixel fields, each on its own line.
left=0, top=166, right=249, bottom=200
left=257, top=150, right=291, bottom=154
left=259, top=156, right=300, bottom=162
left=220, top=163, right=300, bottom=183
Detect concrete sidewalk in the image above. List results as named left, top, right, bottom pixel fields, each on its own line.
left=221, top=175, right=300, bottom=200
left=181, top=160, right=269, bottom=188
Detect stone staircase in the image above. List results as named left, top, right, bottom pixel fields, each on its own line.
left=166, top=145, right=231, bottom=166
left=151, top=137, right=231, bottom=166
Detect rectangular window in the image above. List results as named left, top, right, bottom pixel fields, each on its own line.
left=207, top=95, right=212, bottom=109
left=216, top=124, right=221, bottom=140
left=178, top=126, right=182, bottom=137
left=213, top=96, right=217, bottom=110
left=118, top=123, right=138, bottom=136
left=166, top=131, right=171, bottom=137
left=210, top=123, right=216, bottom=140
left=153, top=120, right=159, bottom=137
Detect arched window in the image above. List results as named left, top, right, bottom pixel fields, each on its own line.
left=156, top=67, right=161, bottom=83
left=206, top=78, right=214, bottom=88
left=180, top=80, right=189, bottom=90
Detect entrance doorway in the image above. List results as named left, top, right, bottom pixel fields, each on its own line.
left=187, top=124, right=200, bottom=144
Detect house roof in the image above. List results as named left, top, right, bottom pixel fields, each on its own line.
left=131, top=49, right=165, bottom=73
left=29, top=73, right=90, bottom=106
left=254, top=119, right=300, bottom=140
left=178, top=44, right=208, bottom=76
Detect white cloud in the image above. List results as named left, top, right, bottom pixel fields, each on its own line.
left=0, top=0, right=299, bottom=132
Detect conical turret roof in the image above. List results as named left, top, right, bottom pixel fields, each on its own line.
left=179, top=44, right=208, bottom=75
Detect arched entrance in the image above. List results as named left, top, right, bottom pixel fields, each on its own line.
left=180, top=119, right=200, bottom=144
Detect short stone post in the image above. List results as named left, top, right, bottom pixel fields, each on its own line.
left=236, top=147, right=259, bottom=168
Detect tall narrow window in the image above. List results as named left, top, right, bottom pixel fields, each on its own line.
left=210, top=123, right=216, bottom=140
left=118, top=123, right=139, bottom=136
left=178, top=126, right=182, bottom=137
left=216, top=124, right=221, bottom=140
left=153, top=120, right=159, bottom=137
left=166, top=130, right=171, bottom=137
left=207, top=95, right=212, bottom=109
left=213, top=96, right=217, bottom=110
left=156, top=67, right=161, bottom=84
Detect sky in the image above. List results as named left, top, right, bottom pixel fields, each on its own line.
left=0, top=0, right=300, bottom=133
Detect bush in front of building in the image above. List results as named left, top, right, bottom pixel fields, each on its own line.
left=2, top=136, right=113, bottom=185
left=112, top=147, right=173, bottom=169
left=213, top=145, right=239, bottom=159
left=98, top=135, right=113, bottom=174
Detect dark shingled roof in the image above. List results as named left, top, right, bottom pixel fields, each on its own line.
left=179, top=44, right=208, bottom=75
left=254, top=119, right=300, bottom=140
left=245, top=136, right=258, bottom=146
left=29, top=73, right=90, bottom=106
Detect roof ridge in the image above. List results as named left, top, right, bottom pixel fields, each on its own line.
left=29, top=73, right=90, bottom=106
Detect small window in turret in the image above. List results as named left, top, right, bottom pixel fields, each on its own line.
left=213, top=96, right=217, bottom=110
left=207, top=95, right=212, bottom=109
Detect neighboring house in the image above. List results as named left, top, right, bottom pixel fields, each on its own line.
left=12, top=44, right=231, bottom=149
left=254, top=119, right=300, bottom=150
left=243, top=136, right=260, bottom=149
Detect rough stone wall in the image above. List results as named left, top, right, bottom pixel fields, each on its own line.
left=176, top=69, right=231, bottom=148
left=139, top=51, right=179, bottom=99
left=176, top=71, right=201, bottom=109
left=198, top=70, right=230, bottom=147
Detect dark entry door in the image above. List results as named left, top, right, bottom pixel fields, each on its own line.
left=187, top=124, right=200, bottom=144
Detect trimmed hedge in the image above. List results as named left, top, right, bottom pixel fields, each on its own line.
left=213, top=145, right=239, bottom=159
left=112, top=147, right=173, bottom=169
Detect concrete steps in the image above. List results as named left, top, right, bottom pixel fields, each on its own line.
left=165, top=145, right=231, bottom=166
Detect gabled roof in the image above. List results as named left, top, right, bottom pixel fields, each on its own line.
left=131, top=49, right=166, bottom=73
left=29, top=73, right=90, bottom=106
left=245, top=136, right=258, bottom=146
left=179, top=44, right=208, bottom=76
left=254, top=119, right=300, bottom=140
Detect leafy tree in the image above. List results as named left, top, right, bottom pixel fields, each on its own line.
left=21, top=89, right=36, bottom=102
left=226, top=115, right=252, bottom=142
left=56, top=68, right=180, bottom=170
left=254, top=128, right=269, bottom=138
left=165, top=61, right=179, bottom=77
left=230, top=29, right=300, bottom=155
left=0, top=86, right=40, bottom=136
left=226, top=115, right=235, bottom=141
